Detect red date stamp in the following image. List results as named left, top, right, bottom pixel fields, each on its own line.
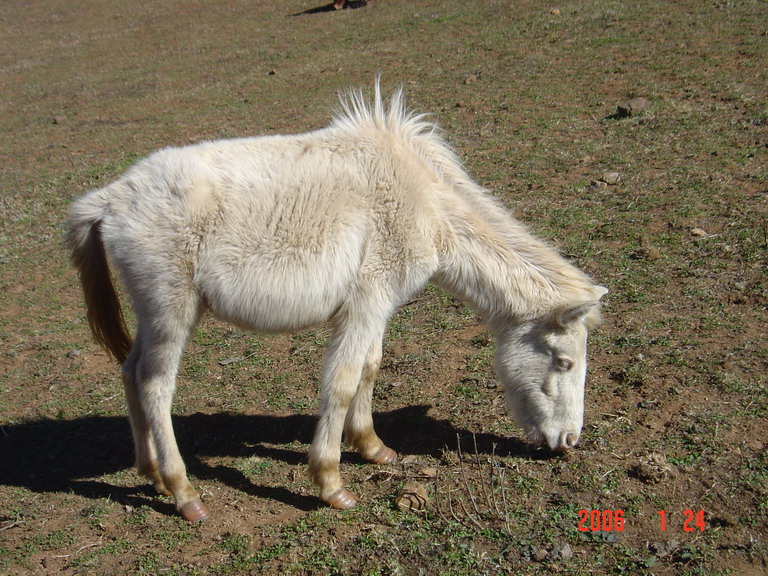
left=658, top=509, right=706, bottom=532
left=578, top=509, right=706, bottom=532
left=578, top=509, right=625, bottom=532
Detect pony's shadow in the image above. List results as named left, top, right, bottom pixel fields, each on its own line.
left=0, top=406, right=540, bottom=514
left=293, top=1, right=367, bottom=15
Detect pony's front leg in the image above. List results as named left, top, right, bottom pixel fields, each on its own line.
left=344, top=339, right=397, bottom=465
left=308, top=323, right=386, bottom=509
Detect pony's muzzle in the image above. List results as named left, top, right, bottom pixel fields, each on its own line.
left=540, top=429, right=581, bottom=451
left=562, top=431, right=580, bottom=449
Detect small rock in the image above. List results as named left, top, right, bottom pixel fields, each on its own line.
left=400, top=454, right=418, bottom=465
left=616, top=97, right=649, bottom=117
left=639, top=399, right=659, bottom=409
left=395, top=482, right=429, bottom=512
left=66, top=349, right=81, bottom=359
left=590, top=180, right=609, bottom=190
left=633, top=245, right=661, bottom=261
left=532, top=547, right=549, bottom=562
left=52, top=115, right=67, bottom=125
left=651, top=540, right=680, bottom=557
left=601, top=172, right=621, bottom=185
left=418, top=467, right=438, bottom=478
left=644, top=246, right=661, bottom=261
left=556, top=542, right=573, bottom=561
left=635, top=236, right=661, bottom=261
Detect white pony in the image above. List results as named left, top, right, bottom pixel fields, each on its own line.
left=66, top=82, right=607, bottom=521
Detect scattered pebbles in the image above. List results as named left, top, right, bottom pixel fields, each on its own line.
left=590, top=171, right=622, bottom=190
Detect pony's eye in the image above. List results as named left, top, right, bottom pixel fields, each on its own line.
left=556, top=358, right=574, bottom=372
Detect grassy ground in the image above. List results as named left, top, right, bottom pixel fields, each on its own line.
left=1, top=0, right=766, bottom=574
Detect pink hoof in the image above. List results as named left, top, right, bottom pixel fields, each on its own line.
left=178, top=498, right=210, bottom=522
left=371, top=445, right=398, bottom=465
left=326, top=489, right=357, bottom=510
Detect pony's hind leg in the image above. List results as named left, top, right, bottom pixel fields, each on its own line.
left=122, top=330, right=174, bottom=497
left=133, top=328, right=208, bottom=521
left=123, top=289, right=206, bottom=521
left=122, top=336, right=166, bottom=494
left=343, top=339, right=397, bottom=465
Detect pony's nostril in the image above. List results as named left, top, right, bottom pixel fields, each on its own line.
left=562, top=431, right=580, bottom=448
left=559, top=432, right=579, bottom=450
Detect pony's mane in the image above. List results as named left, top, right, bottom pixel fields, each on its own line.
left=331, top=81, right=480, bottom=198
left=331, top=80, right=436, bottom=143
left=331, top=82, right=601, bottom=316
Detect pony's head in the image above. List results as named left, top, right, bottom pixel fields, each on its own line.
left=494, top=286, right=607, bottom=451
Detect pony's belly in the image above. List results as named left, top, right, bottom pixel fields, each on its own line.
left=195, top=248, right=357, bottom=333
left=207, top=281, right=344, bottom=333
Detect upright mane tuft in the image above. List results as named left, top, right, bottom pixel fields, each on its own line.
left=331, top=79, right=438, bottom=142
left=331, top=80, right=475, bottom=198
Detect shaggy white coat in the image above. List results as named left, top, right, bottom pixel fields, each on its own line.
left=67, top=82, right=607, bottom=519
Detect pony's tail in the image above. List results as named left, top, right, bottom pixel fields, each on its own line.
left=65, top=196, right=133, bottom=364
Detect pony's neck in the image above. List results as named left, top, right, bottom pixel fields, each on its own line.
left=432, top=190, right=594, bottom=326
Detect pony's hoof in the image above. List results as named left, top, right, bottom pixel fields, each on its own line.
left=326, top=489, right=357, bottom=510
left=372, top=445, right=398, bottom=465
left=178, top=498, right=210, bottom=522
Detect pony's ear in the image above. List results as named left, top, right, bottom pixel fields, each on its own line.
left=555, top=286, right=608, bottom=328
left=592, top=285, right=609, bottom=300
